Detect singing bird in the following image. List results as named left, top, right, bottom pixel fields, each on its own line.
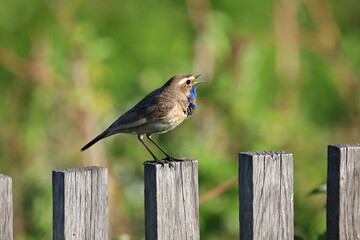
left=81, top=73, right=204, bottom=162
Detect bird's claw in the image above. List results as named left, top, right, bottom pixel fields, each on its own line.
left=143, top=159, right=175, bottom=168
left=162, top=156, right=185, bottom=162
left=143, top=156, right=185, bottom=168
left=158, top=159, right=175, bottom=168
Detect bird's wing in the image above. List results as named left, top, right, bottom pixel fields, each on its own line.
left=107, top=90, right=177, bottom=132
left=107, top=105, right=150, bottom=132
left=109, top=117, right=147, bottom=130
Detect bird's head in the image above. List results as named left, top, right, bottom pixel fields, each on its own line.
left=164, top=74, right=204, bottom=102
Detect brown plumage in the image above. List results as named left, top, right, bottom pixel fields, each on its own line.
left=81, top=73, right=203, bottom=161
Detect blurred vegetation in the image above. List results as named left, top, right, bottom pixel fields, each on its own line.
left=0, top=0, right=359, bottom=239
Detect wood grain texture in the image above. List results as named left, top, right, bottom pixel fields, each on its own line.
left=0, top=174, right=12, bottom=240
left=327, top=144, right=360, bottom=240
left=144, top=160, right=199, bottom=240
left=53, top=166, right=108, bottom=240
left=239, top=151, right=293, bottom=240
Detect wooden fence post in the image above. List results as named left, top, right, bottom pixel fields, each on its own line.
left=52, top=166, right=108, bottom=240
left=239, top=151, right=293, bottom=240
left=144, top=160, right=199, bottom=240
left=327, top=144, right=360, bottom=240
left=0, top=174, right=12, bottom=240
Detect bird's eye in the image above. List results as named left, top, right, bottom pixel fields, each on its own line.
left=186, top=79, right=191, bottom=85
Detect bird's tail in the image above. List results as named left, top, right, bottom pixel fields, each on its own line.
left=80, top=131, right=110, bottom=151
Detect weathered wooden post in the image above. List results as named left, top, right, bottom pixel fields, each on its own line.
left=239, top=151, right=294, bottom=240
left=327, top=144, right=360, bottom=240
left=52, top=166, right=108, bottom=240
left=144, top=160, right=199, bottom=240
left=0, top=174, right=12, bottom=240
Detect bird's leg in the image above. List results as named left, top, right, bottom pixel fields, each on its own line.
left=138, top=135, right=160, bottom=162
left=146, top=134, right=183, bottom=162
left=146, top=134, right=172, bottom=159
left=139, top=135, right=175, bottom=167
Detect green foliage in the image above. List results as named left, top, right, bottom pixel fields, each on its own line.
left=0, top=0, right=359, bottom=239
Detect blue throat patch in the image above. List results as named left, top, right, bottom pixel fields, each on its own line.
left=189, top=85, right=198, bottom=108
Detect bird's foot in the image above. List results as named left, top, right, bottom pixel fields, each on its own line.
left=143, top=159, right=175, bottom=168
left=162, top=156, right=186, bottom=162
left=143, top=157, right=186, bottom=168
left=158, top=159, right=175, bottom=168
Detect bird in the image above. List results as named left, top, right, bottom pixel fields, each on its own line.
left=81, top=73, right=204, bottom=162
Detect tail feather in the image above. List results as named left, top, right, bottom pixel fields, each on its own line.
left=81, top=131, right=109, bottom=151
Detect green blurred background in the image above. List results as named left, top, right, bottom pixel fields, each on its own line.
left=0, top=0, right=359, bottom=239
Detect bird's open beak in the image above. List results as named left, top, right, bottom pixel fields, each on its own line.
left=193, top=74, right=204, bottom=85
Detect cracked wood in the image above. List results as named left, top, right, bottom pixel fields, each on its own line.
left=0, top=174, right=12, bottom=240
left=144, top=159, right=199, bottom=240
left=239, top=151, right=294, bottom=240
left=327, top=144, right=360, bottom=240
left=52, top=166, right=108, bottom=240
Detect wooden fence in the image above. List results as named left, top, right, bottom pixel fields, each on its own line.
left=0, top=143, right=359, bottom=239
